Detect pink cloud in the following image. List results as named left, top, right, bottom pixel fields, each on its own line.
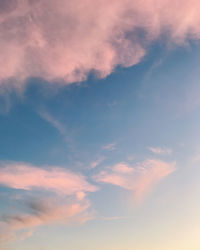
left=4, top=200, right=92, bottom=231
left=0, top=162, right=97, bottom=195
left=0, top=161, right=97, bottom=243
left=112, top=162, right=134, bottom=173
left=0, top=0, right=200, bottom=87
left=0, top=197, right=94, bottom=244
left=93, top=159, right=175, bottom=201
left=90, top=156, right=105, bottom=169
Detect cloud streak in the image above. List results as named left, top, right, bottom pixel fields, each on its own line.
left=0, top=162, right=97, bottom=196
left=93, top=159, right=175, bottom=201
left=148, top=147, right=172, bottom=155
left=0, top=161, right=97, bottom=243
left=102, top=143, right=116, bottom=151
left=0, top=0, right=200, bottom=88
left=2, top=199, right=92, bottom=231
left=0, top=197, right=93, bottom=245
left=90, top=156, right=105, bottom=169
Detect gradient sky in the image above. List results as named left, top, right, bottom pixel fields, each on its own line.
left=1, top=1, right=200, bottom=250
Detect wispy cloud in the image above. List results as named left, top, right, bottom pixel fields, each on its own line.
left=93, top=159, right=175, bottom=201
left=0, top=197, right=93, bottom=244
left=0, top=161, right=97, bottom=243
left=148, top=147, right=172, bottom=155
left=102, top=143, right=116, bottom=151
left=90, top=156, right=105, bottom=169
left=102, top=216, right=129, bottom=221
left=2, top=198, right=92, bottom=231
left=38, top=109, right=74, bottom=146
left=0, top=0, right=200, bottom=88
left=39, top=110, right=67, bottom=135
left=0, top=162, right=97, bottom=196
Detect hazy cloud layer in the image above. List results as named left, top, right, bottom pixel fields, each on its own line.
left=93, top=160, right=175, bottom=200
left=0, top=0, right=200, bottom=88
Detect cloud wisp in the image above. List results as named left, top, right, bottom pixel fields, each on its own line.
left=1, top=0, right=200, bottom=88
left=0, top=161, right=97, bottom=243
left=102, top=143, right=116, bottom=151
left=1, top=198, right=92, bottom=231
left=148, top=147, right=172, bottom=155
left=0, top=162, right=97, bottom=196
left=93, top=160, right=175, bottom=201
left=90, top=156, right=106, bottom=169
left=0, top=197, right=93, bottom=246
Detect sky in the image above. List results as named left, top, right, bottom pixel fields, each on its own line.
left=1, top=1, right=200, bottom=250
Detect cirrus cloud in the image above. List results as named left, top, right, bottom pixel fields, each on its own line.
left=93, top=159, right=175, bottom=201
left=0, top=161, right=97, bottom=196
left=0, top=161, right=97, bottom=244
left=148, top=147, right=172, bottom=155
left=0, top=197, right=94, bottom=245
